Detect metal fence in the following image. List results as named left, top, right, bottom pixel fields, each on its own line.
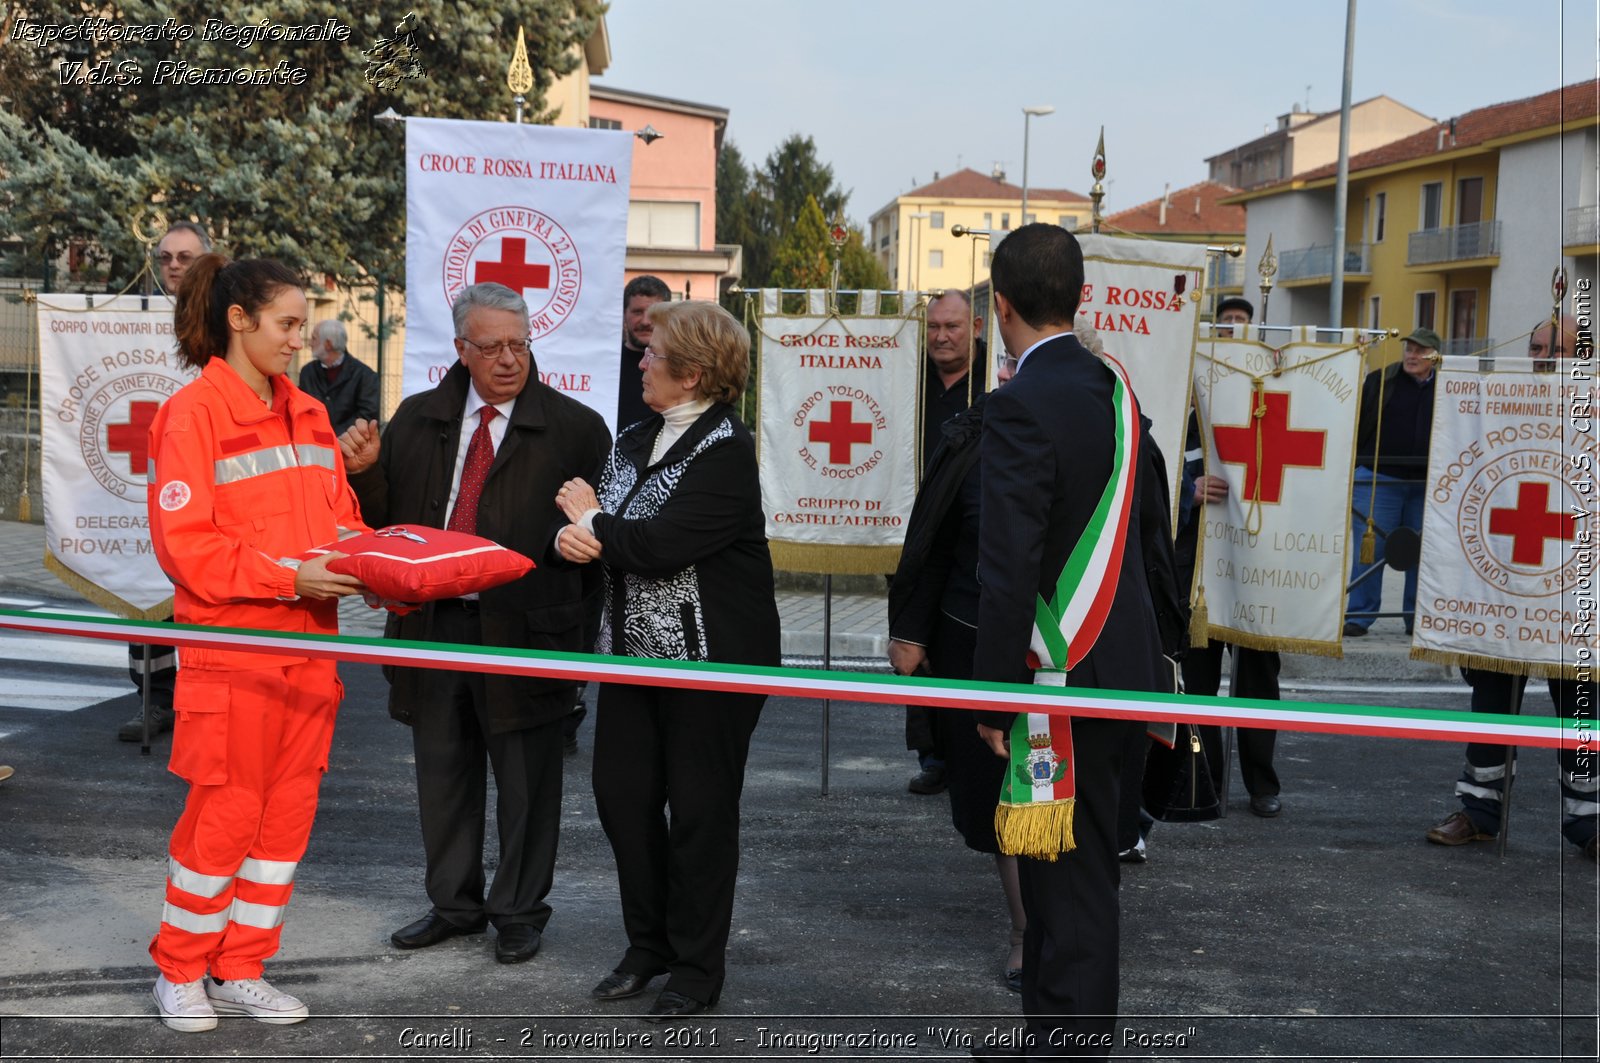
left=1406, top=220, right=1502, bottom=266
left=1277, top=242, right=1370, bottom=282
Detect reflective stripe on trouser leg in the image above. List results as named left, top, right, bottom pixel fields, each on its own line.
left=150, top=661, right=339, bottom=983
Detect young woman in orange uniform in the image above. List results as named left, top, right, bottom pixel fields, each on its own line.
left=145, top=255, right=370, bottom=1032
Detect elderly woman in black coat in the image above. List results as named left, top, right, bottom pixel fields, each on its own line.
left=555, top=299, right=780, bottom=1021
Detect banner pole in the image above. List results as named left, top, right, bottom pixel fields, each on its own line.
left=820, top=574, right=833, bottom=797
left=1495, top=679, right=1525, bottom=857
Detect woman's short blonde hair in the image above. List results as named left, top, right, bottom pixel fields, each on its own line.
left=647, top=300, right=750, bottom=404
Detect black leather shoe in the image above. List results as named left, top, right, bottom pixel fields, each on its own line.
left=643, top=989, right=708, bottom=1022
left=908, top=765, right=947, bottom=795
left=390, top=912, right=486, bottom=950
left=1342, top=622, right=1368, bottom=637
left=592, top=970, right=656, bottom=1000
left=1004, top=967, right=1022, bottom=993
left=494, top=923, right=541, bottom=964
left=1249, top=793, right=1283, bottom=817
left=117, top=702, right=175, bottom=742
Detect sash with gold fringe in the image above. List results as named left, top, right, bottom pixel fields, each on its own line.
left=995, top=359, right=1140, bottom=860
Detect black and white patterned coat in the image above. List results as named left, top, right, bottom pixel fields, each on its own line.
left=590, top=404, right=780, bottom=668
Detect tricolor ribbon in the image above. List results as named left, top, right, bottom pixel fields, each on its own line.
left=0, top=609, right=1581, bottom=749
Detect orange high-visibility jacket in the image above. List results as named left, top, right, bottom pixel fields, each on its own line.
left=148, top=359, right=370, bottom=670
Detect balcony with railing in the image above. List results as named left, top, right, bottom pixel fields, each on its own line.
left=1565, top=204, right=1599, bottom=248
left=1277, top=242, right=1370, bottom=284
left=1407, top=220, right=1501, bottom=266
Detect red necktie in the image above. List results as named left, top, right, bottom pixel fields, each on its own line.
left=447, top=406, right=498, bottom=534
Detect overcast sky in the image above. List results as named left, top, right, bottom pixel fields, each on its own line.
left=598, top=0, right=1596, bottom=222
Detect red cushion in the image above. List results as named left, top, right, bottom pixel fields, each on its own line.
left=307, top=526, right=534, bottom=602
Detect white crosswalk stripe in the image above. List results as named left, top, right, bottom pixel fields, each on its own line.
left=0, top=602, right=131, bottom=719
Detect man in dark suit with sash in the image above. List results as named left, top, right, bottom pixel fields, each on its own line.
left=972, top=224, right=1166, bottom=1059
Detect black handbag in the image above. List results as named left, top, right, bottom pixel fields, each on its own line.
left=1142, top=723, right=1221, bottom=822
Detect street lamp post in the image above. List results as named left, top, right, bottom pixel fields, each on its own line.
left=909, top=211, right=930, bottom=289
left=1020, top=105, right=1055, bottom=229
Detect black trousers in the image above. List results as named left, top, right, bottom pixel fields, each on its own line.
left=411, top=602, right=564, bottom=930
left=1182, top=640, right=1282, bottom=798
left=593, top=681, right=764, bottom=1004
left=1016, top=716, right=1142, bottom=1060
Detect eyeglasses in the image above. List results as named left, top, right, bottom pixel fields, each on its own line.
left=461, top=337, right=531, bottom=359
left=642, top=346, right=668, bottom=365
left=997, top=354, right=1020, bottom=374
left=156, top=252, right=196, bottom=266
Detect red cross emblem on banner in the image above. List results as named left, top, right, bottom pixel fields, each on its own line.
left=1211, top=390, right=1326, bottom=504
left=106, top=400, right=160, bottom=476
left=1488, top=480, right=1576, bottom=565
left=474, top=237, right=552, bottom=294
left=808, top=401, right=873, bottom=464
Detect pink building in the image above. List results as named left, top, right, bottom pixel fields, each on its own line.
left=587, top=86, right=742, bottom=301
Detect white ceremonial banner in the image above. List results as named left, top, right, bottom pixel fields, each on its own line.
left=37, top=295, right=193, bottom=616
left=757, top=298, right=921, bottom=573
left=405, top=117, right=632, bottom=433
left=1411, top=356, right=1597, bottom=678
left=1076, top=234, right=1207, bottom=520
left=1191, top=326, right=1365, bottom=655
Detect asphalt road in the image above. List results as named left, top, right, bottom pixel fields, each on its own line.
left=0, top=617, right=1595, bottom=1061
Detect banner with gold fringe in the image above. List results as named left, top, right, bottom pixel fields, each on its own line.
left=1410, top=356, right=1596, bottom=679
left=35, top=294, right=191, bottom=619
left=755, top=290, right=921, bottom=574
left=1191, top=325, right=1367, bottom=656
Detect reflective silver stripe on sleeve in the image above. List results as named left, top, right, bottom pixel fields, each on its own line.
left=168, top=857, right=232, bottom=899
left=295, top=444, right=336, bottom=471
left=230, top=899, right=287, bottom=930
left=161, top=901, right=231, bottom=935
left=214, top=445, right=299, bottom=485
left=335, top=526, right=361, bottom=540
left=238, top=857, right=297, bottom=886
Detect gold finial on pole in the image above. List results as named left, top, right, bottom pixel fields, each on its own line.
left=1089, top=126, right=1107, bottom=234
left=1257, top=234, right=1278, bottom=322
left=827, top=217, right=849, bottom=306
left=508, top=26, right=534, bottom=123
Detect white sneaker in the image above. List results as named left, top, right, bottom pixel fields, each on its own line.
left=152, top=974, right=217, bottom=1033
left=204, top=976, right=309, bottom=1024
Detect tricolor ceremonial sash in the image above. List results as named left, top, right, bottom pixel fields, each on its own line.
left=997, top=359, right=1140, bottom=861
left=755, top=290, right=920, bottom=573
left=1191, top=326, right=1364, bottom=655
left=1411, top=356, right=1596, bottom=678
left=36, top=294, right=193, bottom=618
left=404, top=118, right=632, bottom=434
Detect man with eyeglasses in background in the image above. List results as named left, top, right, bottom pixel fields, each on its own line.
left=338, top=282, right=611, bottom=965
left=117, top=220, right=213, bottom=742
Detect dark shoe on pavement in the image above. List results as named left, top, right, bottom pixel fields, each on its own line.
left=643, top=989, right=708, bottom=1022
left=1342, top=622, right=1367, bottom=637
left=592, top=969, right=658, bottom=1000
left=494, top=923, right=541, bottom=964
left=1118, top=837, right=1148, bottom=863
left=1004, top=966, right=1022, bottom=993
left=390, top=911, right=487, bottom=950
left=1586, top=836, right=1599, bottom=862
left=1426, top=810, right=1495, bottom=846
left=908, top=765, right=947, bottom=795
left=1249, top=793, right=1282, bottom=817
left=117, top=702, right=175, bottom=742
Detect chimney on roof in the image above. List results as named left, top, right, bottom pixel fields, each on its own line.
left=1159, top=183, right=1170, bottom=226
left=1194, top=194, right=1201, bottom=216
left=1449, top=117, right=1457, bottom=146
left=991, top=162, right=1006, bottom=182
left=1437, top=128, right=1445, bottom=151
left=932, top=170, right=940, bottom=181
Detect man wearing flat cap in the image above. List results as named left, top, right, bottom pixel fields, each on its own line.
left=1344, top=326, right=1438, bottom=636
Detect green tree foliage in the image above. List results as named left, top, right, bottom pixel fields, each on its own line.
left=716, top=133, right=884, bottom=291
left=0, top=2, right=601, bottom=287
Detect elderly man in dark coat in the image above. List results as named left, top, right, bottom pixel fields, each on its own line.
left=339, top=282, right=610, bottom=965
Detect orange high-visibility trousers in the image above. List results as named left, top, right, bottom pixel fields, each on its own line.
left=150, top=659, right=340, bottom=983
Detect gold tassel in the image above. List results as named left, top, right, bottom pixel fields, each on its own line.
left=1359, top=520, right=1376, bottom=565
left=994, top=798, right=1076, bottom=861
left=17, top=490, right=29, bottom=523
left=1188, top=585, right=1210, bottom=648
